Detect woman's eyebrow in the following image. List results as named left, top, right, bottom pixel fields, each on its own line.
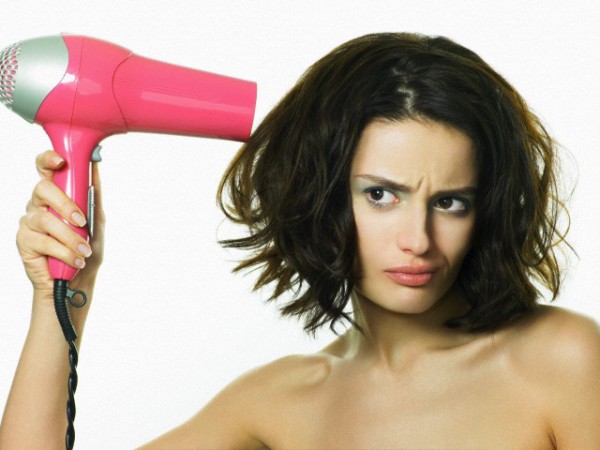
left=353, top=174, right=411, bottom=193
left=353, top=174, right=478, bottom=197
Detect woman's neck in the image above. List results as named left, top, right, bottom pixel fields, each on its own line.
left=343, top=286, right=476, bottom=371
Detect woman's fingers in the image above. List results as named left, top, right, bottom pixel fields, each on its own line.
left=35, top=150, right=65, bottom=181
left=18, top=150, right=103, bottom=291
left=17, top=226, right=87, bottom=270
left=28, top=179, right=87, bottom=228
left=21, top=151, right=92, bottom=269
left=18, top=209, right=92, bottom=269
left=31, top=150, right=87, bottom=226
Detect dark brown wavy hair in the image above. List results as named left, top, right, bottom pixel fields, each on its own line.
left=217, top=32, right=570, bottom=334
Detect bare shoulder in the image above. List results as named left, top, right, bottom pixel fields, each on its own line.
left=212, top=352, right=336, bottom=445
left=501, top=305, right=600, bottom=447
left=139, top=352, right=336, bottom=449
left=237, top=352, right=336, bottom=391
left=218, top=351, right=337, bottom=406
left=505, top=304, right=600, bottom=366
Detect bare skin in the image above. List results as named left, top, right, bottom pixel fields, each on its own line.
left=144, top=121, right=600, bottom=449
left=0, top=152, right=103, bottom=449
left=2, top=121, right=600, bottom=449
left=149, top=302, right=598, bottom=450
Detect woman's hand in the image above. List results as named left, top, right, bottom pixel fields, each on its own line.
left=16, top=150, right=106, bottom=298
left=1, top=152, right=106, bottom=449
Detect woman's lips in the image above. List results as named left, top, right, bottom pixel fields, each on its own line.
left=384, top=267, right=437, bottom=287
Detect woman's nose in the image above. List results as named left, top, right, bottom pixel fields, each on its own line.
left=396, top=208, right=431, bottom=256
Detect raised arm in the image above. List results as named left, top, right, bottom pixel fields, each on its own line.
left=0, top=151, right=104, bottom=449
left=0, top=151, right=270, bottom=450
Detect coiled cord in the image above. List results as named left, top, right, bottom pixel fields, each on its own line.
left=54, top=279, right=86, bottom=450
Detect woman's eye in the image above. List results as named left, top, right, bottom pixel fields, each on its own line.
left=434, top=197, right=467, bottom=213
left=364, top=187, right=398, bottom=207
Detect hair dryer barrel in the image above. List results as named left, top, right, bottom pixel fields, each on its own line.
left=114, top=55, right=256, bottom=141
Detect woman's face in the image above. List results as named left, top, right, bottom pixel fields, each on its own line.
left=350, top=119, right=477, bottom=314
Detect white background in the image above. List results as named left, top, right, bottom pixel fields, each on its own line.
left=1, top=1, right=599, bottom=448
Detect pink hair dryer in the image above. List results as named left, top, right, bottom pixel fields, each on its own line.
left=0, top=34, right=257, bottom=281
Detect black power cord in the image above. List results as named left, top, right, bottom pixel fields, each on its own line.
left=54, top=279, right=87, bottom=450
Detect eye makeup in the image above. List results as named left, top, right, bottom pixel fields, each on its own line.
left=352, top=174, right=476, bottom=215
left=362, top=186, right=399, bottom=208
left=432, top=196, right=473, bottom=216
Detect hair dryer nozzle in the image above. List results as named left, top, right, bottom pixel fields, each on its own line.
left=0, top=35, right=69, bottom=123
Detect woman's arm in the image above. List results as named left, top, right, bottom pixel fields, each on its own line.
left=0, top=290, right=92, bottom=449
left=138, top=372, right=270, bottom=450
left=0, top=151, right=268, bottom=450
left=0, top=151, right=104, bottom=450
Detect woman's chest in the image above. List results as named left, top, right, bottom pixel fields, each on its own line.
left=264, top=358, right=554, bottom=449
left=306, top=388, right=552, bottom=449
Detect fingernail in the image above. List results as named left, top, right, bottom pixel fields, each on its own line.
left=75, top=258, right=86, bottom=269
left=78, top=243, right=92, bottom=258
left=52, top=156, right=64, bottom=166
left=72, top=212, right=87, bottom=227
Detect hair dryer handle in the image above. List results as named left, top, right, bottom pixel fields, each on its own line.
left=43, top=123, right=104, bottom=281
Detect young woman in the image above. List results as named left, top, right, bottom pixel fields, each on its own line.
left=2, top=32, right=599, bottom=449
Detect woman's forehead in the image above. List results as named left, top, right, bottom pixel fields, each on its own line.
left=351, top=119, right=478, bottom=189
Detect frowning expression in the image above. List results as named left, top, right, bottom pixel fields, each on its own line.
left=350, top=119, right=477, bottom=314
